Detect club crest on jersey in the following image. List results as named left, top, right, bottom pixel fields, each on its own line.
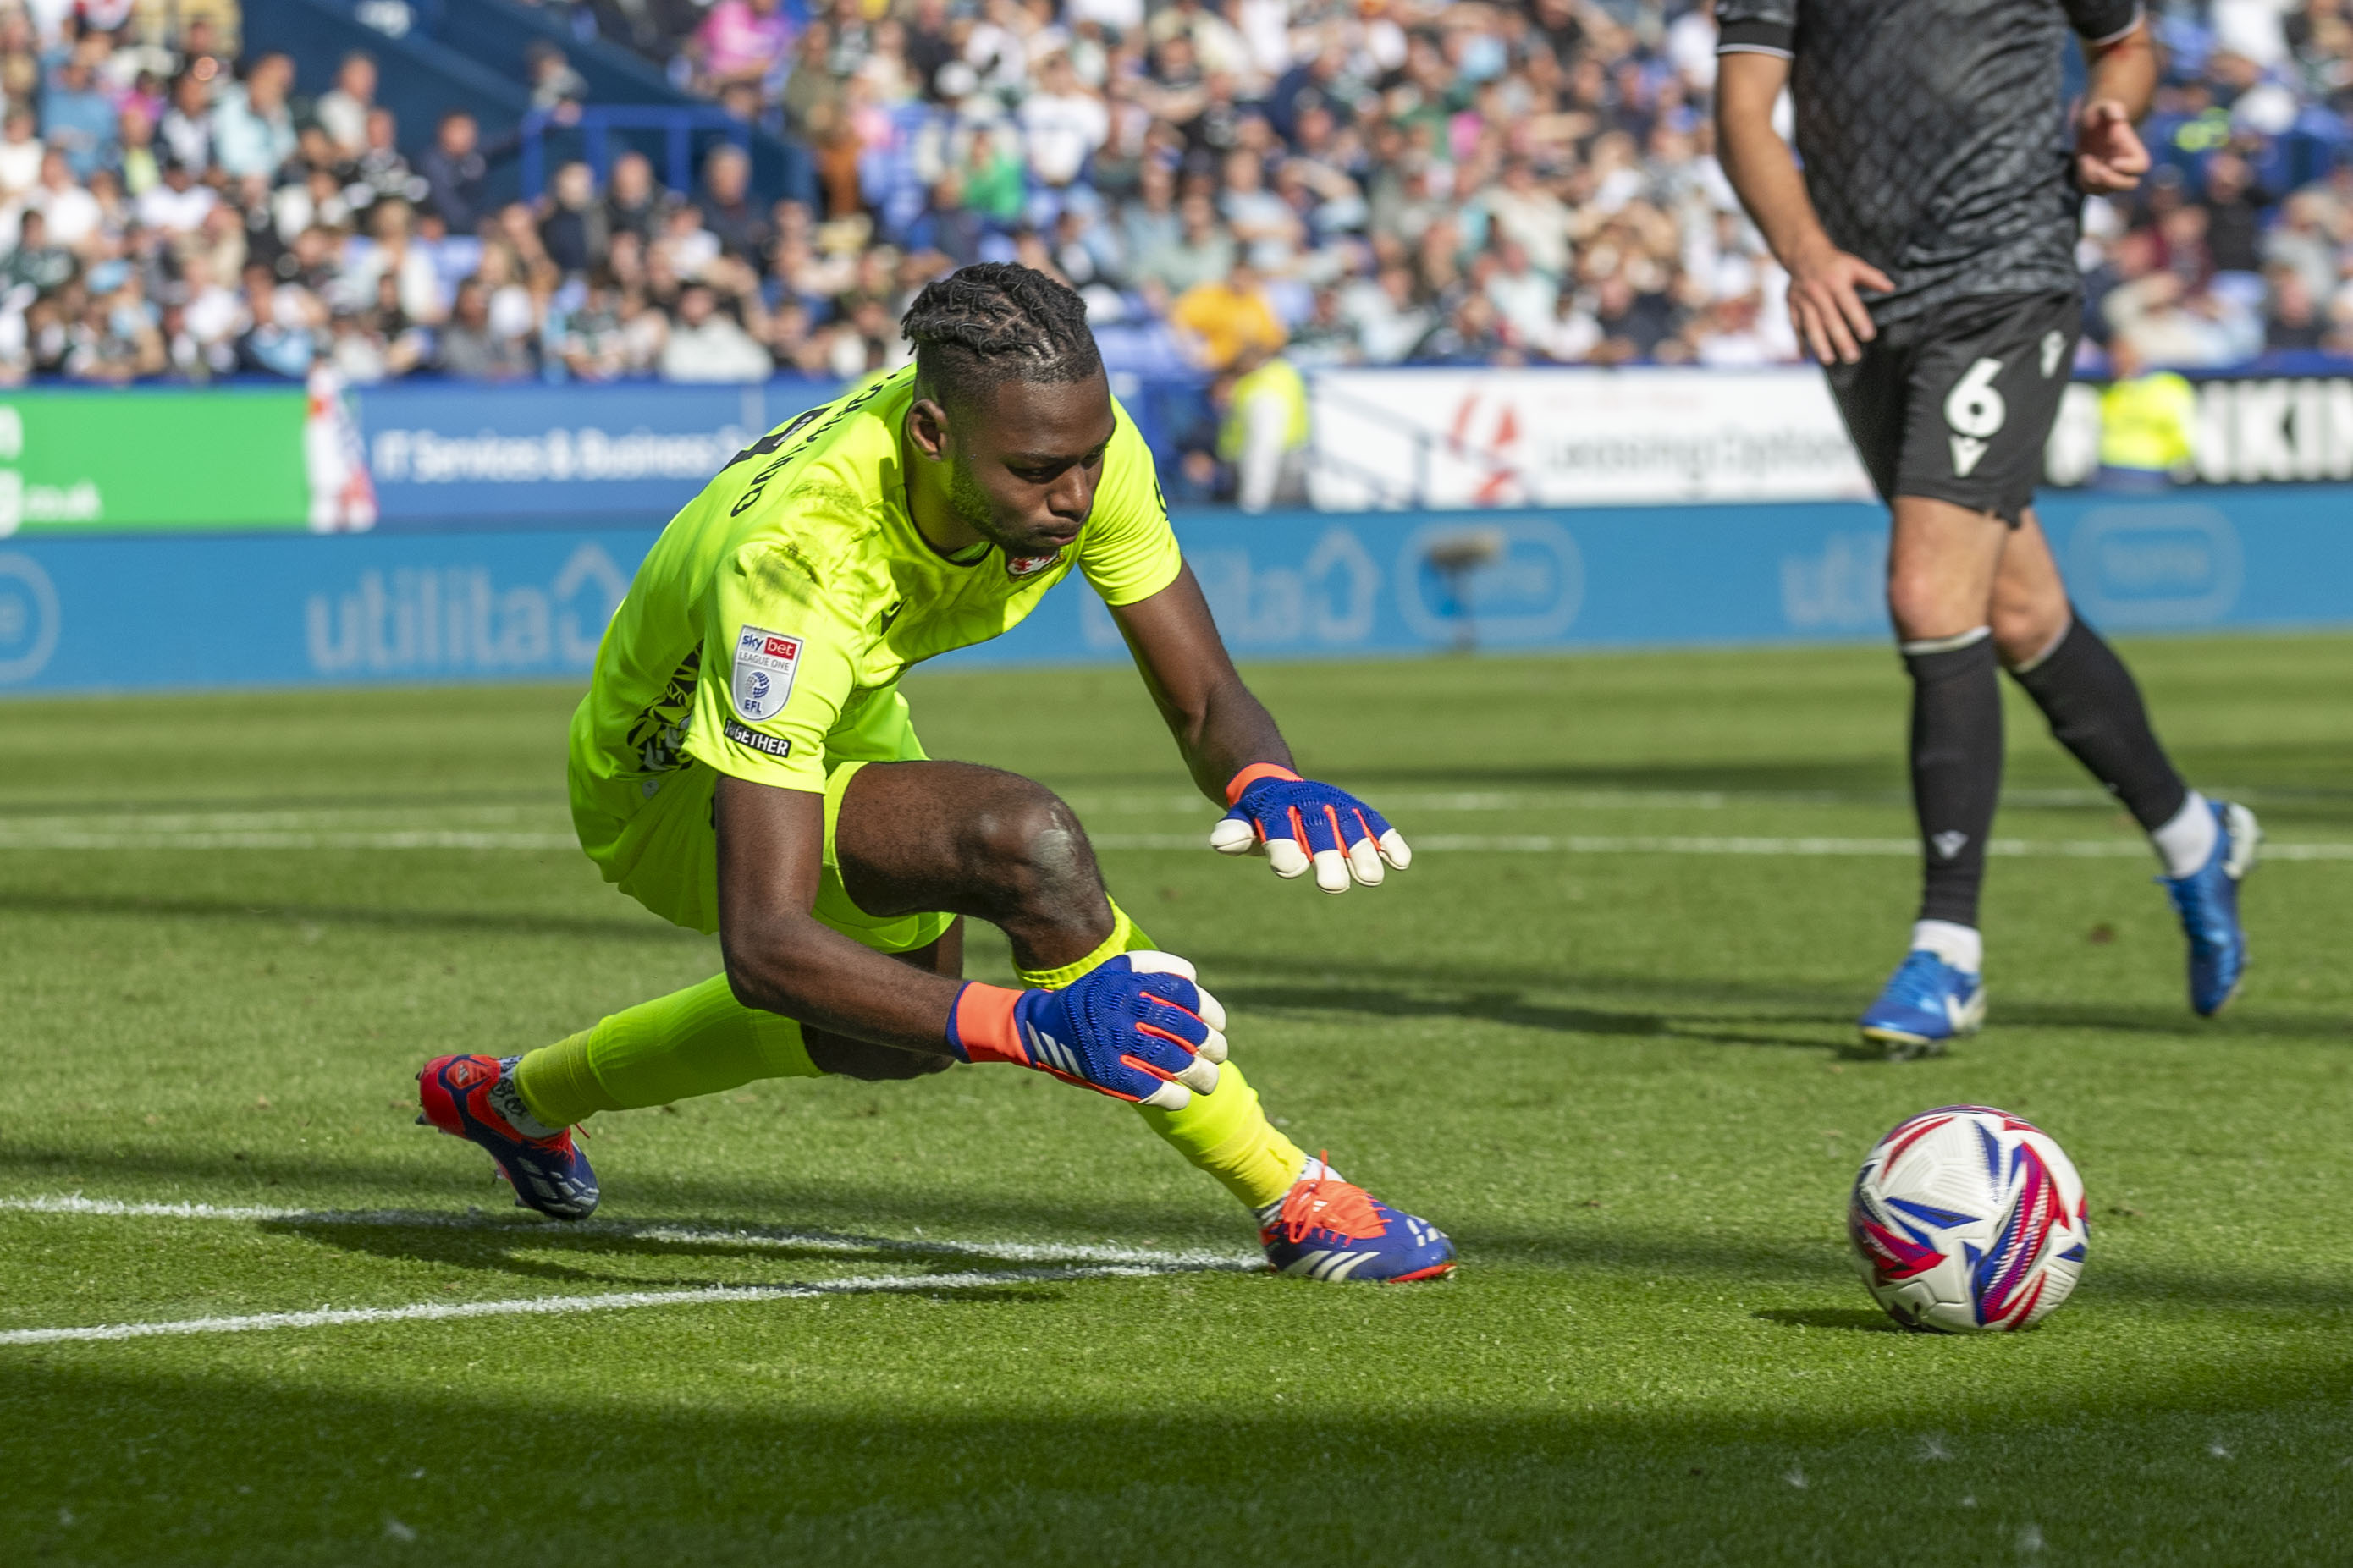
left=731, top=626, right=802, bottom=722
left=1005, top=549, right=1061, bottom=578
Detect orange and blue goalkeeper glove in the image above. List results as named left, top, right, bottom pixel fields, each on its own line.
left=1209, top=763, right=1413, bottom=893
left=945, top=952, right=1228, bottom=1109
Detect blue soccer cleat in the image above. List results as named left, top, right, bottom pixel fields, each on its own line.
left=1859, top=950, right=1987, bottom=1059
left=1260, top=1162, right=1455, bottom=1283
left=2162, top=800, right=2260, bottom=1017
left=417, top=1054, right=599, bottom=1220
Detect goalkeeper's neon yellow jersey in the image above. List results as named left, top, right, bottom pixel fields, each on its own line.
left=570, top=365, right=1182, bottom=826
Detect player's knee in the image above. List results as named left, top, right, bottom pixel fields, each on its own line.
left=1884, top=571, right=1970, bottom=641
left=1992, top=602, right=2065, bottom=668
left=1990, top=583, right=2069, bottom=668
left=969, top=785, right=1098, bottom=916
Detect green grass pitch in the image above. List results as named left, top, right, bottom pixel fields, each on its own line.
left=2, top=635, right=2350, bottom=1565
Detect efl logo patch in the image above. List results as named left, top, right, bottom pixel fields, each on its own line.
left=1006, top=550, right=1061, bottom=578
left=731, top=625, right=802, bottom=721
left=722, top=719, right=792, bottom=758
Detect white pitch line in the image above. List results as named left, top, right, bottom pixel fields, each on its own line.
left=0, top=1195, right=1259, bottom=1271
left=0, top=1262, right=1218, bottom=1347
left=7, top=828, right=2350, bottom=861
left=0, top=829, right=577, bottom=851
left=1089, top=833, right=2353, bottom=861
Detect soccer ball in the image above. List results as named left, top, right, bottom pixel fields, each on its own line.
left=1847, top=1105, right=2089, bottom=1334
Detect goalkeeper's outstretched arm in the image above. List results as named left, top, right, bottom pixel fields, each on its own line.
left=1113, top=564, right=1412, bottom=893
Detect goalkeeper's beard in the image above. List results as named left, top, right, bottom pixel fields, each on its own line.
left=945, top=447, right=1081, bottom=558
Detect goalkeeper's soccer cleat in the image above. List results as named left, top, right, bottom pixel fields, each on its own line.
left=416, top=1054, right=600, bottom=1220
left=1858, top=950, right=1985, bottom=1059
left=2162, top=799, right=2259, bottom=1018
left=1259, top=1162, right=1455, bottom=1283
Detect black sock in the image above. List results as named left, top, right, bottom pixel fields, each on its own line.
left=1904, top=634, right=2003, bottom=927
left=2008, top=613, right=2189, bottom=831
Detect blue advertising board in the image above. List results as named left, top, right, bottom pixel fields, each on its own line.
left=1, top=487, right=2347, bottom=696
left=351, top=382, right=834, bottom=529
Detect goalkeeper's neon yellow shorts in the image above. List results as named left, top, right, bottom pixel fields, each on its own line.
left=570, top=686, right=958, bottom=956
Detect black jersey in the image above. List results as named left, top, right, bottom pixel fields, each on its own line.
left=1716, top=0, right=2141, bottom=324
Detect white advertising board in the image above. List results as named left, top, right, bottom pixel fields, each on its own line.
left=1308, top=366, right=1877, bottom=509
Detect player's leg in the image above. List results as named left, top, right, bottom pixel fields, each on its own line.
left=1992, top=516, right=2258, bottom=1015
left=1856, top=492, right=2007, bottom=1053
left=829, top=761, right=1452, bottom=1280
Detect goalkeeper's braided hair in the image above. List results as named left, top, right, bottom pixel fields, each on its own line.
left=900, top=262, right=1101, bottom=415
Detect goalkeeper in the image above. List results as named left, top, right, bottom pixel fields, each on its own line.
left=416, top=264, right=1453, bottom=1284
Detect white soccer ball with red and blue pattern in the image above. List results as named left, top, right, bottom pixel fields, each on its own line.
left=1847, top=1105, right=2089, bottom=1334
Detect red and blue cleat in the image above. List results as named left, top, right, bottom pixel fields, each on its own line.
left=416, top=1054, right=599, bottom=1220
left=1260, top=1161, right=1455, bottom=1283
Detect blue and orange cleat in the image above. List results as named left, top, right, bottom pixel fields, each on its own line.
left=416, top=1054, right=599, bottom=1220
left=1858, top=950, right=1986, bottom=1059
left=2163, top=799, right=2260, bottom=1017
left=1260, top=1160, right=1455, bottom=1283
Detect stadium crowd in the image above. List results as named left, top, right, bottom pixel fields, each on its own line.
left=5, top=0, right=2353, bottom=385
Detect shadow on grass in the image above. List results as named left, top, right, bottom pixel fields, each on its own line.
left=1193, top=955, right=2353, bottom=1049
left=0, top=1335, right=2349, bottom=1566
left=251, top=1213, right=1231, bottom=1290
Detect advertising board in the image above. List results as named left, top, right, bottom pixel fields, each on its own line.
left=2, top=487, right=2345, bottom=696
left=0, top=388, right=311, bottom=535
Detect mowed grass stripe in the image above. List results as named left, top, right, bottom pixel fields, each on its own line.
left=0, top=1262, right=1239, bottom=1347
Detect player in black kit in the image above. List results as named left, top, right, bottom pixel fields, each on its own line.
left=1714, top=0, right=2257, bottom=1054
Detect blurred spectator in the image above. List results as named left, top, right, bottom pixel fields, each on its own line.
left=603, top=151, right=673, bottom=246
left=3, top=209, right=74, bottom=292
left=0, top=108, right=41, bottom=199
left=212, top=52, right=295, bottom=180
left=696, top=0, right=796, bottom=96
left=1171, top=259, right=1284, bottom=368
left=137, top=156, right=215, bottom=237
left=541, top=162, right=608, bottom=278
left=697, top=144, right=772, bottom=261
left=436, top=278, right=535, bottom=380
left=526, top=41, right=591, bottom=112
left=2266, top=262, right=2328, bottom=349
left=421, top=112, right=500, bottom=238
left=315, top=51, right=377, bottom=158
left=1218, top=343, right=1309, bottom=510
left=2097, top=335, right=2197, bottom=487
left=661, top=283, right=771, bottom=380
left=157, top=69, right=214, bottom=173
left=44, top=46, right=118, bottom=179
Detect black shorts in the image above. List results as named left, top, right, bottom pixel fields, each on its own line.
left=1823, top=292, right=2080, bottom=526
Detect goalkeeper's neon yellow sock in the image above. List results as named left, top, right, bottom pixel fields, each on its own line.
left=1011, top=899, right=1153, bottom=990
left=1016, top=901, right=1307, bottom=1213
left=512, top=972, right=819, bottom=1128
left=1136, top=1059, right=1307, bottom=1212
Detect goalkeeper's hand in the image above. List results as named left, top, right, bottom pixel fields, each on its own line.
left=945, top=951, right=1228, bottom=1109
left=1209, top=763, right=1413, bottom=894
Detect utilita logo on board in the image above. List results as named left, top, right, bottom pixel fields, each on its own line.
left=304, top=544, right=629, bottom=674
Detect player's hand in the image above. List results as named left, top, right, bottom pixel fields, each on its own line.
left=1210, top=763, right=1412, bottom=894
left=2075, top=99, right=2150, bottom=195
left=1785, top=241, right=1893, bottom=366
left=945, top=952, right=1228, bottom=1109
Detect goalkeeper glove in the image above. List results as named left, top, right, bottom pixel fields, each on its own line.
left=1209, top=763, right=1413, bottom=893
left=945, top=951, right=1228, bottom=1109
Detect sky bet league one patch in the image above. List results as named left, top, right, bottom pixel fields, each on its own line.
left=730, top=627, right=803, bottom=722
